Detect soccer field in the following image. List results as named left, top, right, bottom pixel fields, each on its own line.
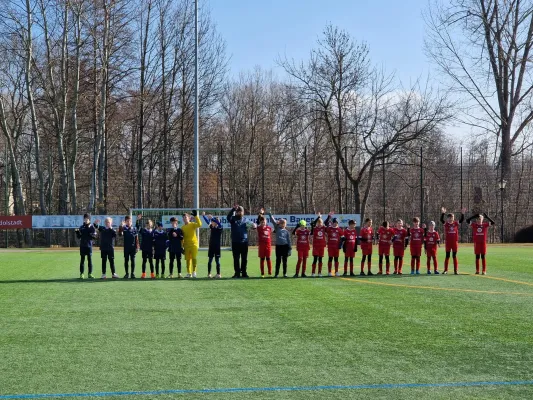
left=0, top=245, right=532, bottom=399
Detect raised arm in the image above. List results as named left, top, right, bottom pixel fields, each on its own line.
left=226, top=207, right=236, bottom=223
left=256, top=208, right=265, bottom=225
left=193, top=213, right=203, bottom=228
left=466, top=214, right=477, bottom=224
left=483, top=212, right=496, bottom=225
left=440, top=213, right=446, bottom=224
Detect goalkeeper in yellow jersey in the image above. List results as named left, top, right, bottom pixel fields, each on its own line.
left=181, top=210, right=203, bottom=278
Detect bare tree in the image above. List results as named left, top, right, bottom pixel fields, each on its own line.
left=425, top=0, right=533, bottom=183
left=281, top=25, right=452, bottom=219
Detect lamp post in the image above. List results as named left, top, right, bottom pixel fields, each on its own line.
left=498, top=179, right=507, bottom=242
left=341, top=145, right=354, bottom=214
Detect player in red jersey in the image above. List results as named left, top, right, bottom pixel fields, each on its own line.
left=359, top=218, right=374, bottom=275
left=466, top=212, right=495, bottom=275
left=326, top=215, right=343, bottom=276
left=310, top=213, right=327, bottom=277
left=392, top=219, right=408, bottom=275
left=440, top=207, right=466, bottom=274
left=341, top=219, right=358, bottom=276
left=377, top=221, right=395, bottom=274
left=424, top=221, right=441, bottom=274
left=293, top=220, right=311, bottom=278
left=407, top=217, right=425, bottom=274
left=254, top=209, right=273, bottom=277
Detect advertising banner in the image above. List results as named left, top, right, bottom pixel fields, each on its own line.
left=0, top=216, right=32, bottom=229
left=30, top=214, right=362, bottom=229
left=32, top=215, right=126, bottom=229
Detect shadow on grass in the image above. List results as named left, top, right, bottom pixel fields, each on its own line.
left=0, top=274, right=465, bottom=284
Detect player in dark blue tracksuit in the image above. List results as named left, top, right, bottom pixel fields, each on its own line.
left=203, top=212, right=223, bottom=278
left=136, top=216, right=155, bottom=279
left=75, top=213, right=97, bottom=279
left=94, top=217, right=118, bottom=279
left=118, top=215, right=139, bottom=279
left=153, top=222, right=168, bottom=278
left=167, top=217, right=184, bottom=278
left=227, top=205, right=250, bottom=278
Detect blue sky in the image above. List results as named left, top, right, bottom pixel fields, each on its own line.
left=208, top=0, right=431, bottom=84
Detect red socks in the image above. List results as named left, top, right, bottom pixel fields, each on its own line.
left=260, top=259, right=265, bottom=275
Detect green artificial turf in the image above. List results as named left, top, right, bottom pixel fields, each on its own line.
left=0, top=245, right=532, bottom=399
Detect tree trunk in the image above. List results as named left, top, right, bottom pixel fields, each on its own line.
left=24, top=0, right=47, bottom=216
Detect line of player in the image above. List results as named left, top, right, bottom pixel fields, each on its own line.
left=74, top=207, right=495, bottom=280
left=251, top=207, right=495, bottom=278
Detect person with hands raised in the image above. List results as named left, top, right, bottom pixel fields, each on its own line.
left=466, top=211, right=495, bottom=275
left=227, top=204, right=251, bottom=278
left=254, top=208, right=273, bottom=278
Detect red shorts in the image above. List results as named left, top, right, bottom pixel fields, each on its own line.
left=378, top=245, right=391, bottom=256
left=393, top=246, right=405, bottom=257
left=297, top=248, right=309, bottom=259
left=445, top=241, right=458, bottom=253
left=312, top=245, right=325, bottom=257
left=328, top=247, right=340, bottom=258
left=344, top=244, right=357, bottom=258
left=410, top=246, right=422, bottom=257
left=361, top=244, right=373, bottom=256
left=258, top=245, right=271, bottom=259
left=474, top=241, right=487, bottom=255
left=426, top=247, right=437, bottom=257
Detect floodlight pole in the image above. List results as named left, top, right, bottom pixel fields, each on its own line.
left=193, top=0, right=199, bottom=236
